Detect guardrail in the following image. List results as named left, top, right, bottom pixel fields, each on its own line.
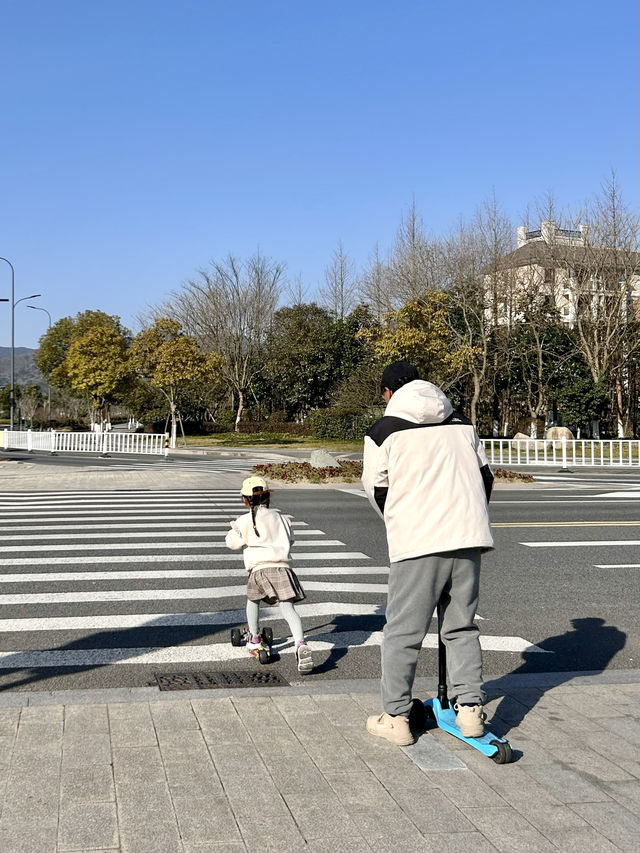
left=483, top=438, right=640, bottom=468
left=1, top=429, right=169, bottom=456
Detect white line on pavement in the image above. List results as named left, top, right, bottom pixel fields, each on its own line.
left=0, top=631, right=548, bottom=667
left=0, top=529, right=324, bottom=540
left=0, top=602, right=387, bottom=631
left=0, top=540, right=347, bottom=552
left=0, top=566, right=391, bottom=583
left=522, top=540, right=640, bottom=547
left=0, top=580, right=389, bottom=604
left=0, top=552, right=369, bottom=566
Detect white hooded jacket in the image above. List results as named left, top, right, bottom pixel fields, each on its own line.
left=361, top=380, right=494, bottom=562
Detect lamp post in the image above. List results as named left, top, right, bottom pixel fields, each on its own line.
left=27, top=305, right=52, bottom=422
left=0, top=256, right=41, bottom=430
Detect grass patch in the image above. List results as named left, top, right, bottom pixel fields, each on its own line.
left=182, top=432, right=362, bottom=451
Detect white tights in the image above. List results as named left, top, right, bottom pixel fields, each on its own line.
left=246, top=598, right=304, bottom=645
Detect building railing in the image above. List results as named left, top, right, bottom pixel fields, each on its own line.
left=1, top=429, right=169, bottom=456
left=483, top=438, right=640, bottom=468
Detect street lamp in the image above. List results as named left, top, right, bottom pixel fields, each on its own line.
left=0, top=256, right=41, bottom=430
left=27, top=305, right=52, bottom=422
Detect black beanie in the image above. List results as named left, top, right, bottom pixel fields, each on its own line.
left=380, top=361, right=420, bottom=393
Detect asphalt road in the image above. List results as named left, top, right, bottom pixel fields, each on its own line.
left=0, top=452, right=639, bottom=694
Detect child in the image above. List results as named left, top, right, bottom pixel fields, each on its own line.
left=225, top=475, right=313, bottom=674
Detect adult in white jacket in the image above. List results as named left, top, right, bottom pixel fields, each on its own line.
left=362, top=362, right=494, bottom=746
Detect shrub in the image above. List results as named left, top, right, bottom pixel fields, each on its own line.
left=253, top=460, right=364, bottom=483
left=309, top=409, right=376, bottom=441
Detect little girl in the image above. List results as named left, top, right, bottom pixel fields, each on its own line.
left=225, top=475, right=313, bottom=673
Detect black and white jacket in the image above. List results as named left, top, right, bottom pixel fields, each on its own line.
left=362, top=380, right=494, bottom=563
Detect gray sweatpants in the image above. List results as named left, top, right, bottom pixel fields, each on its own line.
left=381, top=548, right=484, bottom=716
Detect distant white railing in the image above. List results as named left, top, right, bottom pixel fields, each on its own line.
left=1, top=429, right=169, bottom=456
left=483, top=437, right=640, bottom=468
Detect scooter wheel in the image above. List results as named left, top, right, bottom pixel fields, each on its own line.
left=490, top=740, right=512, bottom=764
left=261, top=627, right=273, bottom=646
left=230, top=628, right=242, bottom=647
left=409, top=698, right=427, bottom=732
left=258, top=649, right=270, bottom=665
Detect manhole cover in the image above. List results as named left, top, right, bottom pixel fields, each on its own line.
left=154, top=670, right=289, bottom=691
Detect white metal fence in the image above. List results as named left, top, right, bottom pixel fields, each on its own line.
left=1, top=429, right=168, bottom=456
left=483, top=438, right=640, bottom=468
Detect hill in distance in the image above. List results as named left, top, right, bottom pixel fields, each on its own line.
left=0, top=347, right=46, bottom=388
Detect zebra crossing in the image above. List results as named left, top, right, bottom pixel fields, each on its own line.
left=0, top=489, right=545, bottom=682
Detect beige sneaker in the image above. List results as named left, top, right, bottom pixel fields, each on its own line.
left=366, top=713, right=415, bottom=746
left=454, top=703, right=484, bottom=738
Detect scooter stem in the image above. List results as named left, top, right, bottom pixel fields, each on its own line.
left=436, top=601, right=449, bottom=709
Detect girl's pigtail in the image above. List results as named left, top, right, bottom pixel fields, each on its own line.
left=249, top=489, right=269, bottom=537
left=250, top=501, right=260, bottom=537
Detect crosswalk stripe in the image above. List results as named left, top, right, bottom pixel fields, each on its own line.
left=0, top=632, right=549, bottom=668
left=0, top=580, right=389, bottom=604
left=522, top=540, right=640, bottom=547
left=0, top=529, right=324, bottom=541
left=0, top=552, right=369, bottom=566
left=0, top=540, right=347, bottom=553
left=0, top=522, right=310, bottom=532
left=0, top=603, right=388, bottom=632
left=0, top=566, right=391, bottom=583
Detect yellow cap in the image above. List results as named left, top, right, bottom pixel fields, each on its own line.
left=240, top=475, right=268, bottom=497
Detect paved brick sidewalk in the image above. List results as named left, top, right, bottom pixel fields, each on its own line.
left=0, top=671, right=639, bottom=852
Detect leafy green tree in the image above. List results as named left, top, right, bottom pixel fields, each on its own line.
left=34, top=310, right=132, bottom=427
left=129, top=318, right=223, bottom=447
left=65, top=324, right=132, bottom=425
left=257, top=304, right=369, bottom=420
left=357, top=291, right=467, bottom=390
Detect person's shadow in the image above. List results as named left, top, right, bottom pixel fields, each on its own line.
left=485, top=616, right=626, bottom=738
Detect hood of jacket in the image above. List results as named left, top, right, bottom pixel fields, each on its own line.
left=384, top=379, right=453, bottom=425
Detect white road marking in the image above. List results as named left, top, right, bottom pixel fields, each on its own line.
left=0, top=521, right=310, bottom=531
left=0, top=602, right=388, bottom=632
left=0, top=529, right=325, bottom=541
left=0, top=580, right=389, bottom=604
left=0, top=631, right=548, bottom=667
left=0, top=552, right=369, bottom=566
left=0, top=540, right=347, bottom=552
left=595, top=563, right=640, bottom=568
left=0, top=566, right=391, bottom=583
left=522, top=540, right=640, bottom=547
left=595, top=492, right=640, bottom=498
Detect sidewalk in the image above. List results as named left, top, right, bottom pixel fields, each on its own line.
left=0, top=670, right=640, bottom=852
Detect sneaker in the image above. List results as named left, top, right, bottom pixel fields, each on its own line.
left=454, top=703, right=484, bottom=738
left=366, top=713, right=414, bottom=746
left=247, top=640, right=265, bottom=659
left=296, top=642, right=313, bottom=674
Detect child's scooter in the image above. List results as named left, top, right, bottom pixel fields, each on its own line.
left=230, top=626, right=273, bottom=664
left=409, top=602, right=513, bottom=763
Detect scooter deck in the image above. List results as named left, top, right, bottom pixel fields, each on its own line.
left=424, top=698, right=508, bottom=758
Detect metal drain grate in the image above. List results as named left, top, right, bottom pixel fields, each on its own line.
left=154, top=669, right=289, bottom=691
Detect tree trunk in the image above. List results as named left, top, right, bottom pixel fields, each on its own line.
left=170, top=404, right=178, bottom=449
left=234, top=389, right=244, bottom=432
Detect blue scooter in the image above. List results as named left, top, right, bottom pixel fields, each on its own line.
left=409, top=602, right=513, bottom=763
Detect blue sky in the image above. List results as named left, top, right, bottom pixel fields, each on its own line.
left=1, top=0, right=638, bottom=348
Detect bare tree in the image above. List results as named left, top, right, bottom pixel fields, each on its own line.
left=320, top=241, right=356, bottom=319
left=559, top=175, right=640, bottom=435
left=357, top=243, right=393, bottom=323
left=387, top=199, right=439, bottom=305
left=441, top=197, right=515, bottom=429
left=166, top=252, right=284, bottom=429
